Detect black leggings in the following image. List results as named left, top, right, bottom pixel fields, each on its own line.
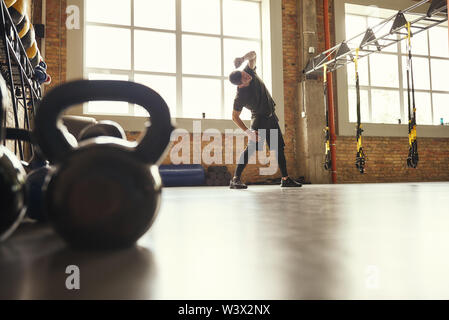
left=234, top=124, right=288, bottom=178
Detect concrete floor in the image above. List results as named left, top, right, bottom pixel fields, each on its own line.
left=1, top=182, right=449, bottom=299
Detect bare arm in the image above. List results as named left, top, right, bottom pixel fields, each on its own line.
left=232, top=109, right=258, bottom=141
left=234, top=51, right=257, bottom=69
left=232, top=110, right=248, bottom=132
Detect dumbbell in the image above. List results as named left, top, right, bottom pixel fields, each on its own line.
left=18, top=17, right=35, bottom=49
left=16, top=14, right=29, bottom=37
left=78, top=120, right=127, bottom=142
left=8, top=0, right=26, bottom=25
left=26, top=40, right=43, bottom=68
left=5, top=0, right=18, bottom=8
left=34, top=80, right=174, bottom=250
left=30, top=49, right=42, bottom=68
left=5, top=128, right=52, bottom=222
left=26, top=40, right=37, bottom=61
left=34, top=60, right=51, bottom=85
left=0, top=78, right=27, bottom=242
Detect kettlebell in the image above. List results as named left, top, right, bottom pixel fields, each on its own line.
left=0, top=77, right=27, bottom=242
left=34, top=80, right=174, bottom=250
left=5, top=128, right=51, bottom=222
left=78, top=120, right=127, bottom=142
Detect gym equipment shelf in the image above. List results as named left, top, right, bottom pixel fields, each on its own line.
left=303, top=0, right=448, bottom=76
left=0, top=0, right=42, bottom=160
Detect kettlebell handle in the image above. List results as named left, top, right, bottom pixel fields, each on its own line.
left=34, top=80, right=174, bottom=164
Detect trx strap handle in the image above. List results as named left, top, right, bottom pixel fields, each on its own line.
left=354, top=48, right=366, bottom=174
left=323, top=64, right=332, bottom=171
left=405, top=22, right=419, bottom=169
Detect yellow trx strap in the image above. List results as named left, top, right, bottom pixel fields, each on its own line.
left=354, top=48, right=365, bottom=174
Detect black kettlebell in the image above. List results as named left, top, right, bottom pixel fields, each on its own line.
left=5, top=128, right=51, bottom=222
left=0, top=78, right=27, bottom=242
left=34, top=80, right=174, bottom=250
left=78, top=120, right=127, bottom=142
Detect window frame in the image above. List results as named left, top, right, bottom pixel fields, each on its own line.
left=335, top=0, right=449, bottom=138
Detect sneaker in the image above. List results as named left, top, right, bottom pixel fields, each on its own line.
left=280, top=177, right=302, bottom=188
left=230, top=177, right=248, bottom=189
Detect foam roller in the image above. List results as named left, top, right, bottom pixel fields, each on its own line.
left=8, top=0, right=26, bottom=25
left=159, top=165, right=206, bottom=187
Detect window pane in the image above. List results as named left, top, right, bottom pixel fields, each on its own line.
left=348, top=87, right=370, bottom=123
left=432, top=93, right=449, bottom=125
left=402, top=56, right=430, bottom=90
left=223, top=39, right=261, bottom=76
left=87, top=73, right=129, bottom=114
left=182, top=0, right=220, bottom=34
left=183, top=35, right=221, bottom=76
left=347, top=56, right=369, bottom=86
left=371, top=89, right=400, bottom=124
left=134, top=0, right=175, bottom=30
left=86, top=0, right=131, bottom=25
left=223, top=0, right=261, bottom=38
left=403, top=91, right=433, bottom=125
left=86, top=26, right=131, bottom=69
left=400, top=29, right=429, bottom=56
left=345, top=14, right=366, bottom=40
left=369, top=54, right=399, bottom=87
left=430, top=59, right=449, bottom=92
left=429, top=27, right=449, bottom=58
left=134, top=30, right=176, bottom=73
left=134, top=74, right=177, bottom=118
left=183, top=78, right=221, bottom=119
left=224, top=81, right=251, bottom=120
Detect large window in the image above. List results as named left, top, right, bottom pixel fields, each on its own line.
left=344, top=4, right=448, bottom=127
left=84, top=0, right=264, bottom=120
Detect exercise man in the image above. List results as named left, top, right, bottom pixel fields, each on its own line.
left=228, top=51, right=302, bottom=189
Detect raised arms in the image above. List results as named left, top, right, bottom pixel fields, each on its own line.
left=234, top=51, right=256, bottom=70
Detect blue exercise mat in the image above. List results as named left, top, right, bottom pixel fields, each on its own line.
left=159, top=164, right=206, bottom=187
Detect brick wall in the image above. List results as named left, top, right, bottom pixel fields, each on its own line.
left=43, top=0, right=67, bottom=91
left=282, top=0, right=300, bottom=179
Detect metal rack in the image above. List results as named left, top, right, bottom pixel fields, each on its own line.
left=0, top=0, right=42, bottom=160
left=303, top=0, right=448, bottom=76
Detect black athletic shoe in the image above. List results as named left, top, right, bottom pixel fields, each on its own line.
left=230, top=177, right=248, bottom=189
left=281, top=177, right=302, bottom=188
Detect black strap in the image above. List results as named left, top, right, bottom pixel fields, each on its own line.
left=406, top=22, right=419, bottom=169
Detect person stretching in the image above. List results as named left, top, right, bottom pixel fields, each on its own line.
left=228, top=51, right=302, bottom=189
